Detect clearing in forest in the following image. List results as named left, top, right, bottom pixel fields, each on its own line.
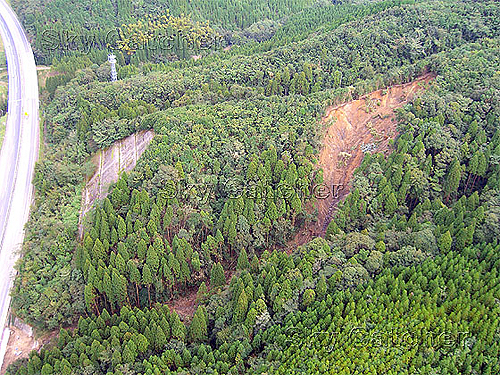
left=290, top=74, right=435, bottom=249
left=167, top=269, right=235, bottom=320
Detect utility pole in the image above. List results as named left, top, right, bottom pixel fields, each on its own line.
left=108, top=54, right=117, bottom=82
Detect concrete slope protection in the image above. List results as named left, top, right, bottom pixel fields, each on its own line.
left=0, top=0, right=39, bottom=369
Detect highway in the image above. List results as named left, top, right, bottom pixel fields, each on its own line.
left=0, top=0, right=39, bottom=368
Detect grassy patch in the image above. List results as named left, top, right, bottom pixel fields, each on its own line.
left=0, top=37, right=5, bottom=69
left=0, top=113, right=6, bottom=149
left=38, top=115, right=44, bottom=158
left=0, top=77, right=7, bottom=123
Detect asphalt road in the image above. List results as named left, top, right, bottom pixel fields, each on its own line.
left=0, top=0, right=39, bottom=368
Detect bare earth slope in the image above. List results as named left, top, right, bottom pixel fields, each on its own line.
left=289, top=74, right=434, bottom=250
left=79, top=130, right=154, bottom=236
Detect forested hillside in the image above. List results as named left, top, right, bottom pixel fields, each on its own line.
left=12, top=0, right=321, bottom=64
left=5, top=0, right=500, bottom=374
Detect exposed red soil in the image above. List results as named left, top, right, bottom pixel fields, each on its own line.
left=166, top=268, right=236, bottom=320
left=167, top=289, right=198, bottom=321
left=1, top=327, right=58, bottom=375
left=287, top=74, right=435, bottom=252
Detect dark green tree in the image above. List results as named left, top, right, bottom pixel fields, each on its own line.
left=210, top=262, right=226, bottom=288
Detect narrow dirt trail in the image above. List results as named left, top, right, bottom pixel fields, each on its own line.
left=288, top=74, right=435, bottom=250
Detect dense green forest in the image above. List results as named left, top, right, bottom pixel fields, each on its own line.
left=12, top=0, right=321, bottom=64
left=6, top=0, right=500, bottom=374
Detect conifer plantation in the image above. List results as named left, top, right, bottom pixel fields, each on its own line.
left=5, top=0, right=500, bottom=374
